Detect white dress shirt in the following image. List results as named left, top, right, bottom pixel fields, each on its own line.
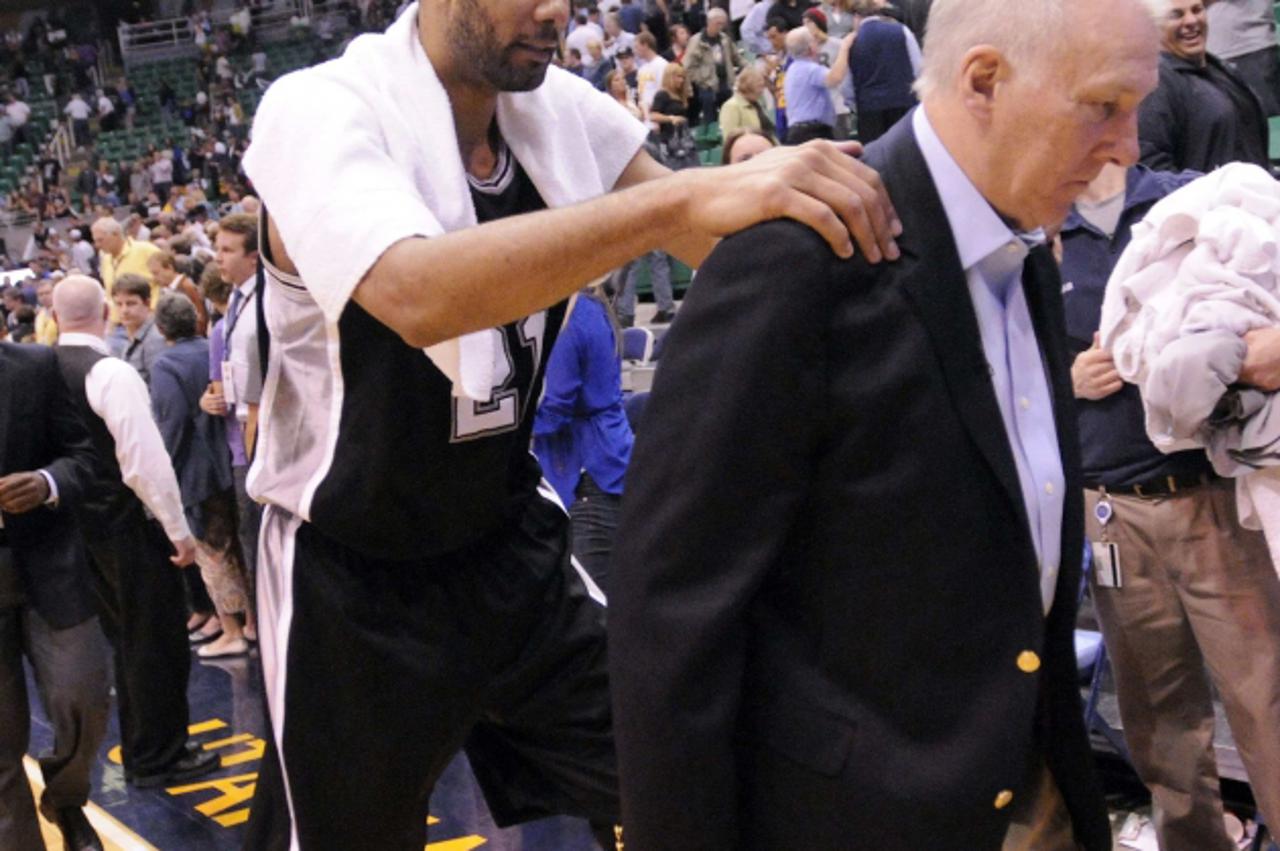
left=57, top=332, right=191, bottom=543
left=913, top=107, right=1065, bottom=614
left=224, top=276, right=260, bottom=423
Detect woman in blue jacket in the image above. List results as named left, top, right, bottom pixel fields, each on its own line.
left=534, top=283, right=635, bottom=593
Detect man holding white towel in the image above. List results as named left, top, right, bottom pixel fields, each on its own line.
left=239, top=0, right=900, bottom=848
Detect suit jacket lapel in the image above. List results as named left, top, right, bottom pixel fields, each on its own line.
left=1023, top=248, right=1078, bottom=467
left=865, top=119, right=1031, bottom=535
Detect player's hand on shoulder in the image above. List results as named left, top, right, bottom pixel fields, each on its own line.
left=680, top=139, right=901, bottom=263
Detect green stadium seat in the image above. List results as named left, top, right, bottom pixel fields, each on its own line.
left=694, top=121, right=722, bottom=149
left=1271, top=116, right=1280, bottom=162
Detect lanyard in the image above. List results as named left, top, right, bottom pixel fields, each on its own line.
left=224, top=284, right=255, bottom=345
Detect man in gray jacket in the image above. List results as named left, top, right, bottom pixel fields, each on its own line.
left=107, top=273, right=168, bottom=387
left=683, top=9, right=744, bottom=125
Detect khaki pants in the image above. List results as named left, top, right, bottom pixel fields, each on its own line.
left=1085, top=481, right=1280, bottom=851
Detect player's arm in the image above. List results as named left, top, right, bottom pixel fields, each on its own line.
left=348, top=141, right=899, bottom=348
left=252, top=72, right=899, bottom=350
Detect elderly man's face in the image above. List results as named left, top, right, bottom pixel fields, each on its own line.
left=1161, top=0, right=1208, bottom=63
left=436, top=0, right=568, bottom=91
left=706, top=17, right=724, bottom=37
left=91, top=226, right=123, bottom=256
left=984, top=4, right=1159, bottom=229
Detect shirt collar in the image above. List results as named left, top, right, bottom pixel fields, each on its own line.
left=1162, top=50, right=1213, bottom=75
left=912, top=106, right=1036, bottom=273
left=57, top=331, right=110, bottom=354
left=236, top=275, right=256, bottom=297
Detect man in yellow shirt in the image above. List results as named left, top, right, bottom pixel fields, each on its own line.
left=34, top=277, right=57, bottom=344
left=91, top=216, right=161, bottom=324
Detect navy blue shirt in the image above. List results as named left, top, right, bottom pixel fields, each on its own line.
left=847, top=18, right=917, bottom=113
left=1059, top=165, right=1214, bottom=488
left=619, top=3, right=644, bottom=33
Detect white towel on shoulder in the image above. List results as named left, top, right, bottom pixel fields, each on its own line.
left=243, top=2, right=648, bottom=401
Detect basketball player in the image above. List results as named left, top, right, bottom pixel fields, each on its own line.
left=239, top=0, right=901, bottom=847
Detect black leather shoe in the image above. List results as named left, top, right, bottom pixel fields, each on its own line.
left=47, top=806, right=103, bottom=851
left=131, top=744, right=219, bottom=788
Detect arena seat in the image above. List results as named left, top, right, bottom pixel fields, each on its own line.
left=622, top=326, right=654, bottom=363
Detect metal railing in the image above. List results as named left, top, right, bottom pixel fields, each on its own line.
left=117, top=18, right=197, bottom=66
left=118, top=2, right=309, bottom=68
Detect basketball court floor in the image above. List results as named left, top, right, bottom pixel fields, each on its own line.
left=24, top=652, right=599, bottom=850
left=22, top=644, right=1274, bottom=850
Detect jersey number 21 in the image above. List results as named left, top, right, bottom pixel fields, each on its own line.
left=450, top=313, right=545, bottom=442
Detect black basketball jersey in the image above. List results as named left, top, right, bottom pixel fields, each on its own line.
left=256, top=142, right=567, bottom=561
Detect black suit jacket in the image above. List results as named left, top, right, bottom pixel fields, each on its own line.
left=0, top=343, right=97, bottom=629
left=609, top=118, right=1109, bottom=850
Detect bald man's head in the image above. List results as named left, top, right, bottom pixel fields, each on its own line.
left=240, top=195, right=261, bottom=216
left=52, top=275, right=109, bottom=336
left=91, top=217, right=125, bottom=256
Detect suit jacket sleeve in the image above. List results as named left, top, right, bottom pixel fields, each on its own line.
left=40, top=347, right=95, bottom=506
left=610, top=221, right=835, bottom=850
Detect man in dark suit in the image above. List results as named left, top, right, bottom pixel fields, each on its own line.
left=0, top=342, right=109, bottom=851
left=608, top=0, right=1162, bottom=848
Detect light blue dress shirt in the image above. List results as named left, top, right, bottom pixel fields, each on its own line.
left=783, top=58, right=836, bottom=127
left=912, top=106, right=1065, bottom=614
